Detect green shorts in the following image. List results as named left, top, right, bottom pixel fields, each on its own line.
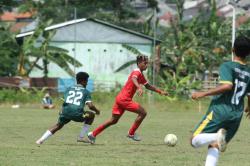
left=58, top=112, right=86, bottom=125
left=193, top=107, right=243, bottom=142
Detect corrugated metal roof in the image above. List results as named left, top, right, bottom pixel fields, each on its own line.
left=16, top=18, right=161, bottom=44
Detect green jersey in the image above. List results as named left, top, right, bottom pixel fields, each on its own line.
left=62, top=84, right=91, bottom=117
left=210, top=61, right=250, bottom=113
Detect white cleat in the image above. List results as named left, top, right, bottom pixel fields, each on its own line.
left=217, top=128, right=227, bottom=152
left=36, top=139, right=43, bottom=145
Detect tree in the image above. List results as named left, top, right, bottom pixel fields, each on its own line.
left=158, top=0, right=232, bottom=97
left=17, top=21, right=82, bottom=77
left=18, top=0, right=158, bottom=33
left=0, top=23, right=19, bottom=76
left=0, top=0, right=18, bottom=14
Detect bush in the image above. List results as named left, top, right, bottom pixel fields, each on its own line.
left=0, top=88, right=50, bottom=104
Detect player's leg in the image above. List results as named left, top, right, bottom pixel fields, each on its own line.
left=205, top=144, right=220, bottom=166
left=191, top=111, right=219, bottom=148
left=36, top=123, right=65, bottom=145
left=216, top=116, right=242, bottom=152
left=88, top=101, right=124, bottom=143
left=88, top=114, right=122, bottom=143
left=78, top=111, right=95, bottom=142
left=126, top=102, right=147, bottom=141
left=191, top=110, right=221, bottom=166
left=36, top=114, right=70, bottom=145
left=203, top=117, right=242, bottom=166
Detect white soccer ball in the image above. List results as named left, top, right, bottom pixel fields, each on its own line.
left=164, top=134, right=177, bottom=146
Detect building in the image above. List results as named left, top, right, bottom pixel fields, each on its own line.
left=158, top=0, right=250, bottom=26
left=0, top=10, right=33, bottom=32
left=16, top=18, right=161, bottom=91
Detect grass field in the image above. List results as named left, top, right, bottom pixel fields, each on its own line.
left=0, top=100, right=249, bottom=166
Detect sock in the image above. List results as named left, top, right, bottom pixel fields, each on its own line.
left=128, top=121, right=143, bottom=136
left=205, top=147, right=219, bottom=166
left=92, top=124, right=106, bottom=137
left=79, top=124, right=90, bottom=138
left=192, top=133, right=217, bottom=148
left=38, top=130, right=52, bottom=143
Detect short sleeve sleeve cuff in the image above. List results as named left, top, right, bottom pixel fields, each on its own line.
left=219, top=81, right=233, bottom=84
left=85, top=100, right=92, bottom=104
left=219, top=62, right=233, bottom=83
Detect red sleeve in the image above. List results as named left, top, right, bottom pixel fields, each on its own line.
left=131, top=71, right=141, bottom=79
left=131, top=71, right=148, bottom=85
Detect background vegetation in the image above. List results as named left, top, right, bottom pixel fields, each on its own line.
left=1, top=0, right=250, bottom=98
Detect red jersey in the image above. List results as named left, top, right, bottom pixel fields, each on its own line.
left=117, top=69, right=148, bottom=100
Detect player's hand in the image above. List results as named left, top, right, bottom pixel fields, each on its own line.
left=137, top=86, right=143, bottom=96
left=95, top=109, right=100, bottom=115
left=245, top=107, right=250, bottom=119
left=191, top=92, right=206, bottom=100
left=159, top=90, right=168, bottom=96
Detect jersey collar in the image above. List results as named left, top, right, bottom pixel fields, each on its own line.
left=76, top=84, right=84, bottom=87
left=134, top=68, right=142, bottom=73
left=233, top=60, right=246, bottom=65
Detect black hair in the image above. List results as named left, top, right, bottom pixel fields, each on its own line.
left=76, top=72, right=89, bottom=84
left=233, top=35, right=250, bottom=58
left=136, top=55, right=148, bottom=65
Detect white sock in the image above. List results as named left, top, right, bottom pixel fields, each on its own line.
left=38, top=130, right=52, bottom=143
left=192, top=133, right=217, bottom=148
left=79, top=124, right=90, bottom=138
left=205, top=147, right=219, bottom=166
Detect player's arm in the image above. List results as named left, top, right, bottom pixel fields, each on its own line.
left=144, top=83, right=168, bottom=96
left=192, top=83, right=233, bottom=100
left=132, top=76, right=143, bottom=96
left=244, top=95, right=250, bottom=119
left=86, top=102, right=100, bottom=115
left=192, top=62, right=233, bottom=100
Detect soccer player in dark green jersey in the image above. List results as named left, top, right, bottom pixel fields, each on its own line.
left=36, top=72, right=100, bottom=144
left=190, top=35, right=250, bottom=166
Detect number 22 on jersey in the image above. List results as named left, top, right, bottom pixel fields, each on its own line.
left=65, top=91, right=83, bottom=106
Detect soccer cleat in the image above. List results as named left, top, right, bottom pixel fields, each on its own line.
left=77, top=137, right=91, bottom=143
left=217, top=128, right=227, bottom=152
left=87, top=132, right=96, bottom=144
left=127, top=133, right=141, bottom=141
left=36, top=139, right=43, bottom=145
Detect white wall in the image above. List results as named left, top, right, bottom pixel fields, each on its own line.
left=29, top=42, right=152, bottom=87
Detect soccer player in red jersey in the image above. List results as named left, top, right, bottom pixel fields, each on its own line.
left=87, top=55, right=168, bottom=144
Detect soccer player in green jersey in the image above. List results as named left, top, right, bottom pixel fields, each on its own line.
left=190, top=35, right=250, bottom=166
left=36, top=72, right=100, bottom=144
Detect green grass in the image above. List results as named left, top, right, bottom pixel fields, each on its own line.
left=0, top=100, right=249, bottom=166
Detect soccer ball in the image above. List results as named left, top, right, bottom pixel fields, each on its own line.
left=164, top=134, right=177, bottom=147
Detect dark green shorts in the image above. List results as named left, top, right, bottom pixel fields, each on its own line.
left=58, top=113, right=86, bottom=125
left=193, top=108, right=243, bottom=142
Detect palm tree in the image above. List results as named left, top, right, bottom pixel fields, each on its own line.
left=17, top=21, right=82, bottom=77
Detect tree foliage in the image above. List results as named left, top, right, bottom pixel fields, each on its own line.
left=18, top=0, right=157, bottom=24
left=17, top=20, right=82, bottom=77
left=0, top=0, right=19, bottom=14
left=158, top=0, right=232, bottom=97
left=0, top=23, right=19, bottom=76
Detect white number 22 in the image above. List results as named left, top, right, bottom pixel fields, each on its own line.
left=65, top=91, right=83, bottom=106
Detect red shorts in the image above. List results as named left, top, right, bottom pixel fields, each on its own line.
left=112, top=98, right=140, bottom=115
